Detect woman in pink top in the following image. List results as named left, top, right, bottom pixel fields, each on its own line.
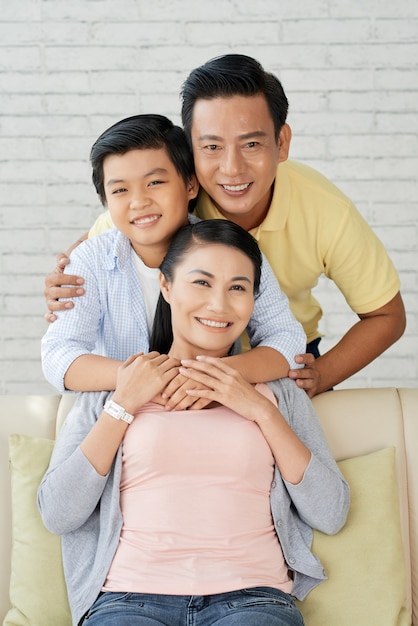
left=39, top=220, right=349, bottom=626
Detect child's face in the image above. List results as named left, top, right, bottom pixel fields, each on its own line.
left=159, top=243, right=255, bottom=360
left=103, top=148, right=198, bottom=267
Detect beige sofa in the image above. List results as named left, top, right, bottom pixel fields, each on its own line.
left=1, top=387, right=417, bottom=626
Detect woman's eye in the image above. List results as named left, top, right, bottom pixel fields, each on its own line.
left=230, top=284, right=246, bottom=291
left=193, top=279, right=210, bottom=286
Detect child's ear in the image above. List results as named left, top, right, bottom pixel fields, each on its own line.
left=159, top=272, right=171, bottom=303
left=187, top=175, right=199, bottom=200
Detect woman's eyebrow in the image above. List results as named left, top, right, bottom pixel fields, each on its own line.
left=187, top=269, right=251, bottom=283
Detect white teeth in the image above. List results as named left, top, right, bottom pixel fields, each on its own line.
left=133, top=215, right=159, bottom=225
left=222, top=183, right=250, bottom=192
left=197, top=318, right=229, bottom=328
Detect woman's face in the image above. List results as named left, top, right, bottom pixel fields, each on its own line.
left=160, top=243, right=256, bottom=360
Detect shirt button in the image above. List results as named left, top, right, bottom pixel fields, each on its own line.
left=271, top=480, right=276, bottom=488
left=276, top=519, right=283, bottom=527
left=289, top=557, right=296, bottom=565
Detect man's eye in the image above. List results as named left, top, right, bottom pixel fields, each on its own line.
left=205, top=145, right=219, bottom=151
left=246, top=141, right=259, bottom=148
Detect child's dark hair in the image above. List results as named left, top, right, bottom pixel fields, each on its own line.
left=149, top=219, right=262, bottom=354
left=90, top=114, right=195, bottom=206
left=181, top=54, right=288, bottom=147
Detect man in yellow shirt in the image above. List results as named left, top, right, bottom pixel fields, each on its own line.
left=45, top=54, right=406, bottom=397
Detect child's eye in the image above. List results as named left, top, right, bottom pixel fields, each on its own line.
left=148, top=180, right=165, bottom=187
left=111, top=187, right=127, bottom=195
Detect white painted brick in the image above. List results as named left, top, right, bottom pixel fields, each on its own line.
left=328, top=134, right=418, bottom=157
left=375, top=19, right=418, bottom=41
left=280, top=69, right=373, bottom=92
left=185, top=22, right=279, bottom=46
left=375, top=112, right=418, bottom=133
left=0, top=47, right=41, bottom=71
left=0, top=0, right=417, bottom=394
left=329, top=0, right=418, bottom=19
left=0, top=71, right=91, bottom=94
left=282, top=19, right=371, bottom=43
left=91, top=21, right=186, bottom=45
left=329, top=43, right=418, bottom=68
left=375, top=68, right=418, bottom=89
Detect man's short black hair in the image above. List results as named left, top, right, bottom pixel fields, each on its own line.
left=181, top=54, right=288, bottom=146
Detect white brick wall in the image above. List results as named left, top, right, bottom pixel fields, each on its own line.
left=0, top=0, right=417, bottom=394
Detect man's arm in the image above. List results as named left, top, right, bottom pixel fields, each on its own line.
left=289, top=291, right=406, bottom=397
left=44, top=233, right=88, bottom=322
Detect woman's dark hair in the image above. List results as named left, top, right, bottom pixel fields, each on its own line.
left=90, top=114, right=195, bottom=206
left=181, top=54, right=288, bottom=147
left=149, top=220, right=262, bottom=354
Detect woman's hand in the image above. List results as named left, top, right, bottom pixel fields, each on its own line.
left=112, top=352, right=180, bottom=415
left=158, top=371, right=214, bottom=411
left=178, top=355, right=277, bottom=422
left=180, top=355, right=312, bottom=485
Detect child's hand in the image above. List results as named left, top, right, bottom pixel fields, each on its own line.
left=112, top=352, right=180, bottom=415
left=178, top=355, right=276, bottom=422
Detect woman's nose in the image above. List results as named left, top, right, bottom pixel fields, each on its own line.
left=206, top=290, right=227, bottom=313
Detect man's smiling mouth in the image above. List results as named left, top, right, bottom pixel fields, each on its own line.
left=222, top=183, right=251, bottom=192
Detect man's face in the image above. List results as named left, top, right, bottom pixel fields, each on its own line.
left=190, top=94, right=290, bottom=230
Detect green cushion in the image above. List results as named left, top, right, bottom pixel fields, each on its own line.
left=297, top=447, right=409, bottom=625
left=4, top=434, right=71, bottom=626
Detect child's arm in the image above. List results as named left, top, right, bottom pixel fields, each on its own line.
left=223, top=346, right=289, bottom=382
left=41, top=233, right=150, bottom=393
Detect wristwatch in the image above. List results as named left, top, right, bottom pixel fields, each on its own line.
left=103, top=399, right=134, bottom=425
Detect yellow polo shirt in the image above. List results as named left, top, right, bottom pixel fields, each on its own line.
left=88, top=160, right=400, bottom=343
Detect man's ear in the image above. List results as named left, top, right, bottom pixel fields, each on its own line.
left=159, top=272, right=171, bottom=303
left=278, top=123, right=292, bottom=163
left=187, top=174, right=199, bottom=200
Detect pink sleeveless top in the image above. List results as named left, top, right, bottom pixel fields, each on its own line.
left=103, top=383, right=292, bottom=595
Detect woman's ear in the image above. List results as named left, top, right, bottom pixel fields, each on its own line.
left=187, top=174, right=199, bottom=200
left=159, top=271, right=171, bottom=303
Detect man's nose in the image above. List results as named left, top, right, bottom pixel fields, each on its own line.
left=219, top=146, right=244, bottom=177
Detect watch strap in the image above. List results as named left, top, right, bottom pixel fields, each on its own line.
left=103, top=399, right=134, bottom=424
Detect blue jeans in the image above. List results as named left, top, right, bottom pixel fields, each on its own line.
left=81, top=588, right=305, bottom=625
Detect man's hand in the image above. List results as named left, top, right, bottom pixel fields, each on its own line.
left=44, top=253, right=85, bottom=323
left=288, top=353, right=320, bottom=398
